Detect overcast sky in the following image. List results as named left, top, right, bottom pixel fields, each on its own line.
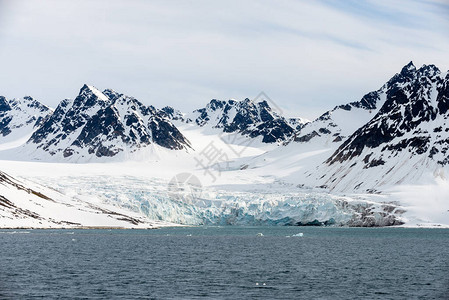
left=0, top=0, right=448, bottom=119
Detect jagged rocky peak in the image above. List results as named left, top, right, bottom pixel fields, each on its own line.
left=73, top=84, right=110, bottom=110
left=292, top=62, right=441, bottom=146
left=6, top=95, right=51, bottom=113
left=192, top=97, right=304, bottom=143
left=317, top=63, right=449, bottom=192
left=288, top=117, right=308, bottom=131
left=400, top=61, right=416, bottom=76
left=0, top=96, right=11, bottom=111
left=288, top=62, right=449, bottom=193
left=26, top=84, right=191, bottom=160
left=102, top=88, right=122, bottom=101
left=160, top=106, right=191, bottom=123
left=21, top=96, right=50, bottom=111
left=0, top=94, right=51, bottom=139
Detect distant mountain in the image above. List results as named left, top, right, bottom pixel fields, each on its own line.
left=314, top=62, right=449, bottom=192
left=0, top=95, right=51, bottom=143
left=291, top=62, right=445, bottom=150
left=26, top=85, right=191, bottom=160
left=2, top=61, right=447, bottom=194
left=190, top=98, right=307, bottom=143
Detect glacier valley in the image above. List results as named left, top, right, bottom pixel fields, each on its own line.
left=1, top=62, right=449, bottom=228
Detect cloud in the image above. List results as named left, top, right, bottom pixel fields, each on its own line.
left=0, top=0, right=448, bottom=119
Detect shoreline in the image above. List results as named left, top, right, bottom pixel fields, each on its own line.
left=1, top=224, right=448, bottom=230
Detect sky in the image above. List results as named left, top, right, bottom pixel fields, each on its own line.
left=0, top=0, right=448, bottom=119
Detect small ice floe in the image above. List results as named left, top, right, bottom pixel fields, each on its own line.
left=256, top=233, right=264, bottom=237
left=292, top=233, right=304, bottom=237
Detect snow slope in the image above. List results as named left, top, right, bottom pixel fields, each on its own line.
left=0, top=160, right=406, bottom=227
left=318, top=64, right=449, bottom=192
left=0, top=169, right=174, bottom=228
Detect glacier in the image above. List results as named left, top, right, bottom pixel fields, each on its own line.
left=28, top=175, right=405, bottom=227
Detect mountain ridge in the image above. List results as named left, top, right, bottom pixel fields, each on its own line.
left=25, top=84, right=191, bottom=160
left=310, top=63, right=449, bottom=192
left=0, top=62, right=448, bottom=195
left=0, top=95, right=51, bottom=143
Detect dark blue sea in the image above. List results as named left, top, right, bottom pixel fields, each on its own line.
left=0, top=227, right=448, bottom=299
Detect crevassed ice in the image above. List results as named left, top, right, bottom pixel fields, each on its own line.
left=34, top=175, right=366, bottom=226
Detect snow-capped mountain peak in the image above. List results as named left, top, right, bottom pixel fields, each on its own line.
left=74, top=84, right=110, bottom=110
left=400, top=60, right=416, bottom=76
left=291, top=62, right=441, bottom=148
left=0, top=95, right=51, bottom=144
left=102, top=88, right=122, bottom=101
left=24, top=85, right=191, bottom=161
left=190, top=97, right=305, bottom=143
left=314, top=63, right=449, bottom=192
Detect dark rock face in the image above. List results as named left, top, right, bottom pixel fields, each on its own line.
left=288, top=117, right=306, bottom=131
left=327, top=62, right=449, bottom=167
left=70, top=106, right=128, bottom=157
left=160, top=106, right=191, bottom=123
left=294, top=63, right=434, bottom=146
left=148, top=118, right=188, bottom=150
left=294, top=131, right=320, bottom=142
left=0, top=116, right=12, bottom=136
left=193, top=98, right=302, bottom=143
left=350, top=91, right=380, bottom=110
left=346, top=202, right=405, bottom=227
left=0, top=95, right=51, bottom=138
left=0, top=96, right=11, bottom=112
left=28, top=85, right=191, bottom=158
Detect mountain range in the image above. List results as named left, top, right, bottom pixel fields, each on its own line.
left=1, top=62, right=448, bottom=161
left=1, top=61, right=448, bottom=227
left=0, top=62, right=447, bottom=181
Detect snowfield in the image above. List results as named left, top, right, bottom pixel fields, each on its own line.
left=1, top=113, right=449, bottom=228
left=0, top=168, right=175, bottom=229
left=1, top=134, right=447, bottom=228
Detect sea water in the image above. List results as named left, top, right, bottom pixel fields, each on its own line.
left=0, top=227, right=448, bottom=299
